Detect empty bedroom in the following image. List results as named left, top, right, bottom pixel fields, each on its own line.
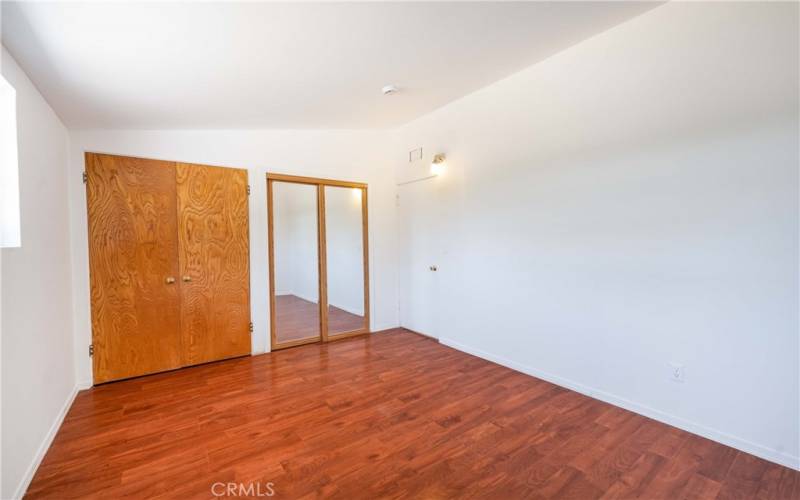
left=1, top=1, right=798, bottom=498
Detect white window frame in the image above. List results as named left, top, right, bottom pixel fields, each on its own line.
left=1, top=74, right=20, bottom=248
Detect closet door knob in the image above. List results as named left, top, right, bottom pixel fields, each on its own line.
left=182, top=276, right=192, bottom=282
left=165, top=277, right=176, bottom=284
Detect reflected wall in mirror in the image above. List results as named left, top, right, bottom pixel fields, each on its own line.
left=272, top=181, right=320, bottom=345
left=324, top=186, right=367, bottom=336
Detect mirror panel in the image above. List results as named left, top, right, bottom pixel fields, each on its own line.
left=324, top=186, right=366, bottom=336
left=272, top=181, right=321, bottom=345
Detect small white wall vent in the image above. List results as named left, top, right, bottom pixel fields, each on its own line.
left=408, top=147, right=423, bottom=163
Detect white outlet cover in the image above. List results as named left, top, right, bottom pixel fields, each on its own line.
left=668, top=362, right=685, bottom=383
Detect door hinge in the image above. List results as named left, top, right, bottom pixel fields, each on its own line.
left=249, top=322, right=254, bottom=333
left=88, top=344, right=94, bottom=357
left=82, top=172, right=88, bottom=183
left=246, top=184, right=251, bottom=195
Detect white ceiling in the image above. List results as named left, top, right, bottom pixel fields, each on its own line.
left=1, top=1, right=659, bottom=129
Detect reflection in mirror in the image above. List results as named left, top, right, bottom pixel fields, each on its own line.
left=273, top=181, right=320, bottom=344
left=325, top=186, right=366, bottom=336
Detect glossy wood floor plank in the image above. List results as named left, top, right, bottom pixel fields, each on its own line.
left=25, top=330, right=799, bottom=499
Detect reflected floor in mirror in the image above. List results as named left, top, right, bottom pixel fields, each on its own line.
left=276, top=294, right=363, bottom=342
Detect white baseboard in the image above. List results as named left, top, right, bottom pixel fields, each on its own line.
left=371, top=323, right=400, bottom=333
left=398, top=326, right=437, bottom=340
left=439, top=337, right=800, bottom=471
left=12, top=383, right=82, bottom=499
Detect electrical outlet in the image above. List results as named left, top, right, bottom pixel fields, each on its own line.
left=668, top=362, right=685, bottom=383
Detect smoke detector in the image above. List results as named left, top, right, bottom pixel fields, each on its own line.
left=382, top=84, right=399, bottom=95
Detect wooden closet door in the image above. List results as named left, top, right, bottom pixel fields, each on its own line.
left=86, top=153, right=182, bottom=384
left=176, top=163, right=251, bottom=365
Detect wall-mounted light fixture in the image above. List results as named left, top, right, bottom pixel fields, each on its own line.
left=430, top=153, right=446, bottom=176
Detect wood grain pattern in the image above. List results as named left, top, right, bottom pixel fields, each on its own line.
left=266, top=172, right=367, bottom=188
left=361, top=186, right=370, bottom=334
left=317, top=183, right=329, bottom=341
left=85, top=153, right=183, bottom=384
left=267, top=178, right=279, bottom=348
left=176, top=162, right=251, bottom=366
left=25, top=330, right=799, bottom=499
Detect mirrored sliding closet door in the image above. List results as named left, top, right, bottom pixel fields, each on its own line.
left=269, top=180, right=322, bottom=348
left=323, top=185, right=369, bottom=339
left=267, top=174, right=370, bottom=350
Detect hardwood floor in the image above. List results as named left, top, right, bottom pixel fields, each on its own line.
left=26, top=330, right=798, bottom=499
left=275, top=294, right=363, bottom=342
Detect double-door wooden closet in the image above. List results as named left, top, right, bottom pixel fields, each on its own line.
left=85, top=153, right=251, bottom=384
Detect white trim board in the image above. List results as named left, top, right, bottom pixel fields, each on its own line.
left=438, top=337, right=800, bottom=471
left=12, top=384, right=83, bottom=499
left=371, top=324, right=400, bottom=333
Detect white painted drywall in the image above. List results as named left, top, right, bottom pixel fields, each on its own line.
left=1, top=1, right=659, bottom=129
left=394, top=1, right=799, bottom=469
left=67, top=129, right=399, bottom=387
left=1, top=46, right=76, bottom=499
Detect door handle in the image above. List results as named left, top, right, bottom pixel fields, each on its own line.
left=165, top=277, right=176, bottom=284
left=182, top=276, right=192, bottom=282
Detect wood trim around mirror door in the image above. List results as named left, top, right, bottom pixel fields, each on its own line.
left=266, top=173, right=370, bottom=351
left=267, top=172, right=367, bottom=189
left=317, top=184, right=329, bottom=343
left=267, top=177, right=324, bottom=351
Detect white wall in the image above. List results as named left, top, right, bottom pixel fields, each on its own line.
left=67, top=129, right=399, bottom=387
left=394, top=1, right=799, bottom=469
left=1, top=46, right=76, bottom=499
